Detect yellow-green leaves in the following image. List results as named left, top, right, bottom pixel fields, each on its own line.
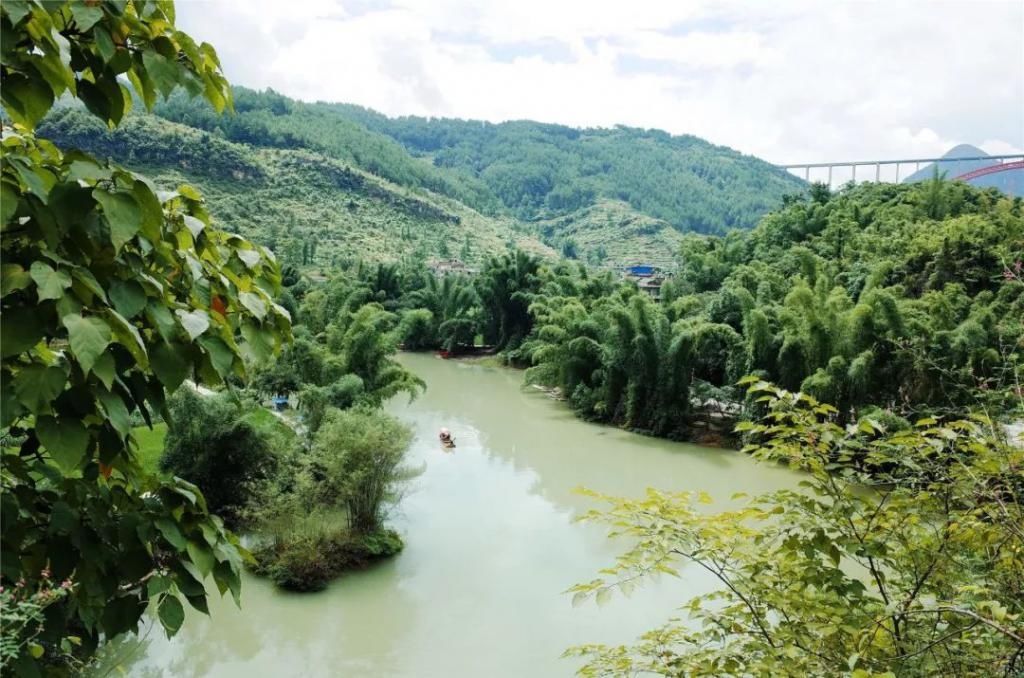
left=571, top=384, right=1024, bottom=676
left=1, top=73, right=54, bottom=129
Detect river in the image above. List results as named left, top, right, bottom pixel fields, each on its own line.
left=103, top=354, right=797, bottom=677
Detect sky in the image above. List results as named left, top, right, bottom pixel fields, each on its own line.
left=174, top=0, right=1024, bottom=172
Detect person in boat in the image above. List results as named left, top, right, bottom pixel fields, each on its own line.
left=439, top=427, right=456, bottom=448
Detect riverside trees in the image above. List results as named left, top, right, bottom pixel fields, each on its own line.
left=522, top=181, right=1023, bottom=435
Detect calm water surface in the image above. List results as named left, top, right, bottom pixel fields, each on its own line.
left=110, top=354, right=797, bottom=677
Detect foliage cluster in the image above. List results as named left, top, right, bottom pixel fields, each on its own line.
left=316, top=100, right=805, bottom=234
left=43, top=85, right=806, bottom=267
left=38, top=105, right=555, bottom=268
left=290, top=249, right=545, bottom=357
left=245, top=408, right=413, bottom=591
left=1, top=2, right=289, bottom=673
left=568, top=382, right=1024, bottom=676
left=523, top=180, right=1024, bottom=435
left=158, top=387, right=280, bottom=522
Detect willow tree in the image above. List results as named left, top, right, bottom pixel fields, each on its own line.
left=1, top=1, right=290, bottom=671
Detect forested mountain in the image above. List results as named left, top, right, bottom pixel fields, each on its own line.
left=39, top=107, right=554, bottom=268
left=77, top=87, right=805, bottom=265
left=326, top=102, right=805, bottom=231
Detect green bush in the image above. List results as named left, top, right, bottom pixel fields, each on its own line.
left=398, top=308, right=436, bottom=350
left=252, top=528, right=404, bottom=592
left=244, top=407, right=414, bottom=591
left=159, top=388, right=278, bottom=521
left=310, top=408, right=415, bottom=533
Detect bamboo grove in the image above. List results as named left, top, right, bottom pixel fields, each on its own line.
left=296, top=176, right=1023, bottom=441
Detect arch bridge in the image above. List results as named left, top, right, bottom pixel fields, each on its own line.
left=778, top=154, right=1024, bottom=185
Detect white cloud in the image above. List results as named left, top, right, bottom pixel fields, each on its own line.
left=173, top=0, right=1024, bottom=163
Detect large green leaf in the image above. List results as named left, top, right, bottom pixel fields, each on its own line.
left=151, top=341, right=190, bottom=390
left=241, top=321, right=273, bottom=364
left=146, top=301, right=179, bottom=342
left=92, top=352, right=116, bottom=390
left=36, top=415, right=90, bottom=471
left=14, top=364, right=67, bottom=414
left=186, top=540, right=216, bottom=577
left=142, top=51, right=181, bottom=98
left=198, top=335, right=235, bottom=377
left=62, top=313, right=112, bottom=375
left=69, top=3, right=104, bottom=31
left=93, top=189, right=142, bottom=251
left=1, top=183, right=19, bottom=228
left=109, top=280, right=148, bottom=319
left=1, top=72, right=54, bottom=129
left=106, top=309, right=149, bottom=368
left=157, top=595, right=185, bottom=637
left=1, top=306, right=45, bottom=358
left=238, top=291, right=267, bottom=319
left=97, top=389, right=130, bottom=438
left=154, top=517, right=187, bottom=550
left=30, top=261, right=71, bottom=301
left=176, top=310, right=210, bottom=340
left=1, top=263, right=31, bottom=297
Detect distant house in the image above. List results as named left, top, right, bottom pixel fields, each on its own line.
left=636, top=277, right=664, bottom=299
left=623, top=263, right=668, bottom=300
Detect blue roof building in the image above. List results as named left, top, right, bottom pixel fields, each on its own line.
left=625, top=264, right=657, bottom=277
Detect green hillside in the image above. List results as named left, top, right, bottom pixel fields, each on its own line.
left=39, top=107, right=553, bottom=268
left=534, top=199, right=685, bottom=267
left=38, top=87, right=805, bottom=267
left=148, top=88, right=805, bottom=247
left=330, top=103, right=805, bottom=232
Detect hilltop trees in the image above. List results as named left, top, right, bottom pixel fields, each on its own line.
left=1, top=0, right=290, bottom=671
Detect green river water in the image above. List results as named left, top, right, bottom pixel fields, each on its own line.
left=106, top=354, right=797, bottom=677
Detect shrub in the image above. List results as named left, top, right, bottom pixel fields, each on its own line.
left=244, top=407, right=414, bottom=590
left=247, top=495, right=404, bottom=591
left=159, top=388, right=278, bottom=521
left=309, top=408, right=415, bottom=533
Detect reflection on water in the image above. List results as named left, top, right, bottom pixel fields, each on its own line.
left=105, top=354, right=796, bottom=678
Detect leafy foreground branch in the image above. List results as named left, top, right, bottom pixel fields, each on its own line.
left=2, top=1, right=289, bottom=673
left=567, top=383, right=1023, bottom=677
